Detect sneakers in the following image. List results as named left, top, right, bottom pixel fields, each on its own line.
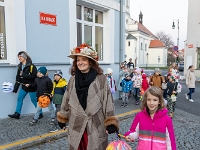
left=185, top=94, right=188, bottom=100
left=124, top=103, right=128, bottom=107
left=135, top=101, right=139, bottom=105
left=50, top=118, right=55, bottom=125
left=189, top=99, right=194, bottom=102
left=38, top=114, right=43, bottom=119
left=120, top=103, right=124, bottom=107
left=49, top=126, right=58, bottom=133
left=29, top=119, right=38, bottom=125
left=8, top=112, right=20, bottom=119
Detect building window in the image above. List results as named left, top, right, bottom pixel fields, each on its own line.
left=95, top=10, right=103, bottom=24
left=197, top=48, right=200, bottom=69
left=0, top=0, right=4, bottom=2
left=76, top=5, right=81, bottom=20
left=76, top=5, right=104, bottom=61
left=0, top=6, right=7, bottom=60
left=128, top=41, right=130, bottom=46
left=84, top=7, right=93, bottom=22
left=145, top=44, right=147, bottom=51
left=141, top=43, right=143, bottom=50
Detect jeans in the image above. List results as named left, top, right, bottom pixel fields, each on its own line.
left=187, top=88, right=195, bottom=99
left=34, top=102, right=55, bottom=120
left=122, top=92, right=129, bottom=103
left=16, top=89, right=42, bottom=114
left=54, top=104, right=61, bottom=126
left=134, top=88, right=140, bottom=101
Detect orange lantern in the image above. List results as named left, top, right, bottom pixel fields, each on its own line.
left=38, top=95, right=50, bottom=108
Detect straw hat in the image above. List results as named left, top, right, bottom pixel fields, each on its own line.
left=68, top=43, right=98, bottom=64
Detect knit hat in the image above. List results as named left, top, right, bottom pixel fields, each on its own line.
left=154, top=68, right=161, bottom=73
left=124, top=73, right=130, bottom=78
left=18, top=52, right=27, bottom=59
left=54, top=70, right=63, bottom=78
left=38, top=66, right=47, bottom=75
left=106, top=68, right=113, bottom=75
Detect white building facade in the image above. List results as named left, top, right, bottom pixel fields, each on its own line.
left=125, top=14, right=166, bottom=67
left=0, top=0, right=127, bottom=118
left=185, top=0, right=200, bottom=77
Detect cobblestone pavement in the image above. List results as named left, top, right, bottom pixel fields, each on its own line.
left=0, top=96, right=140, bottom=149
left=24, top=108, right=200, bottom=150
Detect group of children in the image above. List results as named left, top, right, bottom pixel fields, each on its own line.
left=25, top=67, right=67, bottom=132
left=120, top=68, right=150, bottom=106
left=105, top=65, right=177, bottom=149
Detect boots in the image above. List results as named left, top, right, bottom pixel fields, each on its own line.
left=8, top=112, right=20, bottom=119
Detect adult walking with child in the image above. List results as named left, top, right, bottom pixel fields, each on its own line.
left=57, top=43, right=119, bottom=150
left=8, top=51, right=43, bottom=119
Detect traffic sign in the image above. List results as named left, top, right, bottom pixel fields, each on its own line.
left=174, top=46, right=178, bottom=51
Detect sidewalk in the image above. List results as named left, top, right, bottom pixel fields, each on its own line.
left=0, top=96, right=140, bottom=150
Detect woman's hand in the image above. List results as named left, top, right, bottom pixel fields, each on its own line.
left=125, top=135, right=134, bottom=142
left=172, top=91, right=176, bottom=94
left=25, top=84, right=29, bottom=87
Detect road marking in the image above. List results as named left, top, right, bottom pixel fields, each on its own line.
left=0, top=109, right=140, bottom=149
left=115, top=109, right=140, bottom=118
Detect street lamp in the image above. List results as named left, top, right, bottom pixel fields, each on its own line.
left=172, top=19, right=179, bottom=63
left=146, top=53, right=149, bottom=70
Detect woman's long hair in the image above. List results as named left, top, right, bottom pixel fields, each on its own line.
left=69, top=56, right=103, bottom=75
left=17, top=51, right=32, bottom=62
left=141, top=86, right=165, bottom=111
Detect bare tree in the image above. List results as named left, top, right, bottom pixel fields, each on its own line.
left=156, top=31, right=175, bottom=65
left=156, top=31, right=174, bottom=48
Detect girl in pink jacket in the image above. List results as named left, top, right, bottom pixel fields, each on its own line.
left=125, top=86, right=176, bottom=150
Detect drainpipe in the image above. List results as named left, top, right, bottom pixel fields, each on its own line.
left=119, top=0, right=123, bottom=64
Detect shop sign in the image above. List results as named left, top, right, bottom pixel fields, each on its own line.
left=188, top=44, right=193, bottom=48
left=40, top=12, right=57, bottom=26
left=0, top=33, right=5, bottom=58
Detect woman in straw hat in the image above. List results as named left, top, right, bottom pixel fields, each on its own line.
left=57, top=43, right=119, bottom=150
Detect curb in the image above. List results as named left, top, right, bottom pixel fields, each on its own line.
left=1, top=109, right=140, bottom=150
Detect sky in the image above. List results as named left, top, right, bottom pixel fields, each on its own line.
left=129, top=0, right=188, bottom=50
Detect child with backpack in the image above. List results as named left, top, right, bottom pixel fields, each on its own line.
left=132, top=70, right=142, bottom=105
left=25, top=66, right=55, bottom=125
left=163, top=76, right=178, bottom=119
left=106, top=68, right=116, bottom=94
left=120, top=73, right=133, bottom=107
left=49, top=70, right=68, bottom=132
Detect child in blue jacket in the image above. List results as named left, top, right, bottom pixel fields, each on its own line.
left=120, top=73, right=133, bottom=107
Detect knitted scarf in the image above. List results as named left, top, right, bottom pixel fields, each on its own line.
left=75, top=67, right=97, bottom=110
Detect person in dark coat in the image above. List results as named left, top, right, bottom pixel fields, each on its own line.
left=8, top=51, right=43, bottom=119
left=27, top=66, right=54, bottom=125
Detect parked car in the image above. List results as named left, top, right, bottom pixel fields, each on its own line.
left=178, top=63, right=184, bottom=71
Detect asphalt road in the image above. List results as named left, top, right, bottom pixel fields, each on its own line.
left=144, top=69, right=200, bottom=116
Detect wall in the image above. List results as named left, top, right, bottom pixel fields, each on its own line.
left=0, top=0, right=126, bottom=118
left=185, top=0, right=200, bottom=76
left=148, top=47, right=166, bottom=67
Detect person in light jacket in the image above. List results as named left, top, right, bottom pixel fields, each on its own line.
left=185, top=65, right=196, bottom=102
left=57, top=43, right=119, bottom=150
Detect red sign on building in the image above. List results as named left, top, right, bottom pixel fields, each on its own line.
left=40, top=12, right=57, bottom=26
left=188, top=44, right=193, bottom=48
